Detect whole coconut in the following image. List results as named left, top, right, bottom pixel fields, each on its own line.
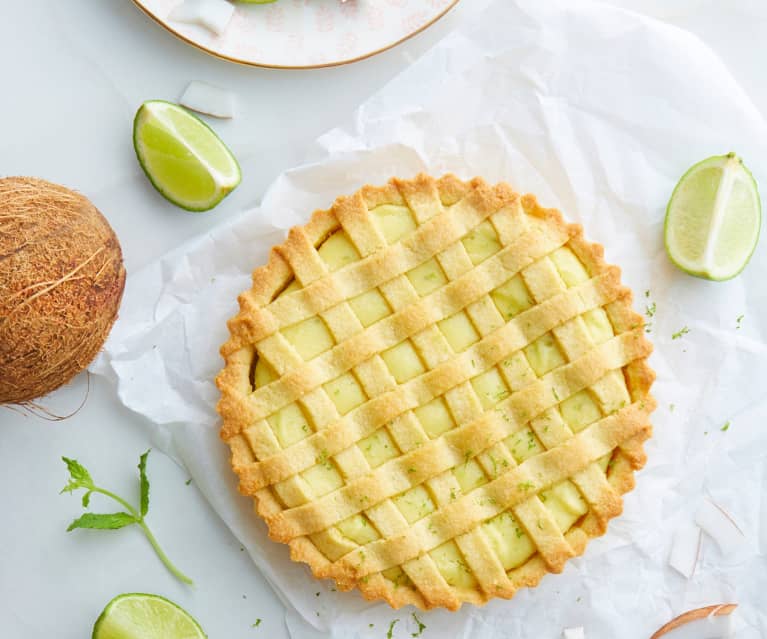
left=0, top=177, right=125, bottom=404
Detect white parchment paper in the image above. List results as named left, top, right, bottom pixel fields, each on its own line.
left=92, top=0, right=767, bottom=636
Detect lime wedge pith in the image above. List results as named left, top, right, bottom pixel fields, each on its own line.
left=133, top=100, right=241, bottom=212
left=92, top=593, right=207, bottom=639
left=664, top=153, right=761, bottom=281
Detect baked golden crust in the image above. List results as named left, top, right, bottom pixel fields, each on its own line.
left=216, top=174, right=655, bottom=610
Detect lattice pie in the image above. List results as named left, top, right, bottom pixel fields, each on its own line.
left=217, top=175, right=655, bottom=610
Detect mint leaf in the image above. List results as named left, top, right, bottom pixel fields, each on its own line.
left=61, top=457, right=94, bottom=493
left=66, top=512, right=136, bottom=532
left=138, top=450, right=150, bottom=518
left=81, top=491, right=93, bottom=508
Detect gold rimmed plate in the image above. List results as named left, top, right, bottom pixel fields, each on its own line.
left=132, top=0, right=460, bottom=69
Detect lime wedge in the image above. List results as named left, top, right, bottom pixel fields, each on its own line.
left=133, top=100, right=241, bottom=212
left=92, top=593, right=207, bottom=639
left=664, top=153, right=761, bottom=281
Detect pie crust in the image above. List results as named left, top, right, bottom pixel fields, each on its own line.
left=216, top=174, right=655, bottom=610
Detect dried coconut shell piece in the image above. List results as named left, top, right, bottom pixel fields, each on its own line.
left=0, top=177, right=125, bottom=404
left=650, top=604, right=737, bottom=639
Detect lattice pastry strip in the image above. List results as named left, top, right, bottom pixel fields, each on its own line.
left=422, top=224, right=578, bottom=582
left=362, top=223, right=524, bottom=604
left=280, top=196, right=427, bottom=572
left=246, top=332, right=647, bottom=544
left=271, top=184, right=478, bottom=602
left=217, top=175, right=655, bottom=610
left=515, top=248, right=628, bottom=533
left=237, top=277, right=630, bottom=495
left=328, top=199, right=467, bottom=602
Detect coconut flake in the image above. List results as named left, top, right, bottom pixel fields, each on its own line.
left=168, top=0, right=235, bottom=36
left=650, top=604, right=737, bottom=639
left=562, top=628, right=585, bottom=639
left=695, top=500, right=744, bottom=556
left=180, top=81, right=236, bottom=119
left=668, top=521, right=701, bottom=578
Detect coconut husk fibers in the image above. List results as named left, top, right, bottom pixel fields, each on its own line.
left=0, top=177, right=126, bottom=404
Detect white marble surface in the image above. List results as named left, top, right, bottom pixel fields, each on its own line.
left=1, top=1, right=766, bottom=637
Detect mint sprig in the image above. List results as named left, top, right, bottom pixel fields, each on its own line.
left=60, top=450, right=193, bottom=585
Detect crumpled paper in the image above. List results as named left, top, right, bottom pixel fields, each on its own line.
left=92, top=0, right=767, bottom=636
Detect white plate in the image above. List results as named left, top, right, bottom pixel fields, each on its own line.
left=132, top=0, right=460, bottom=69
